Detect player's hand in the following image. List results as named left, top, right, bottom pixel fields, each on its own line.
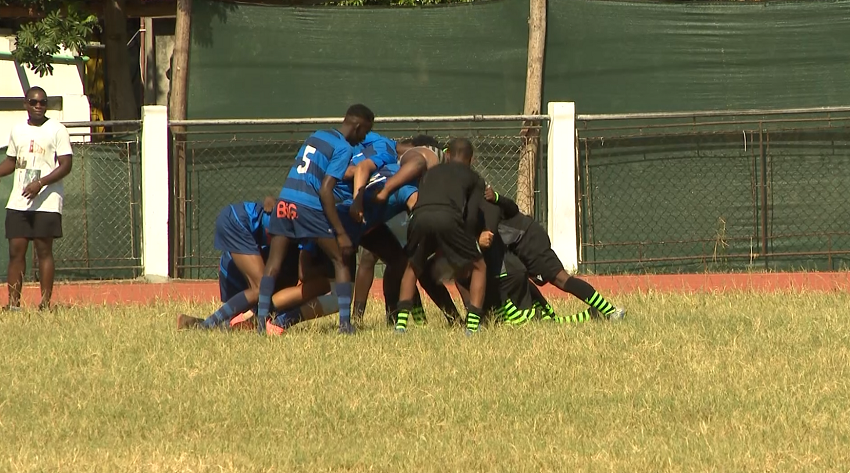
left=484, top=185, right=496, bottom=202
left=373, top=189, right=389, bottom=205
left=22, top=180, right=43, bottom=200
left=349, top=195, right=365, bottom=223
left=478, top=230, right=494, bottom=249
left=336, top=232, right=354, bottom=258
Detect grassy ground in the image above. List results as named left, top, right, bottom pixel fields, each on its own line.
left=1, top=291, right=849, bottom=472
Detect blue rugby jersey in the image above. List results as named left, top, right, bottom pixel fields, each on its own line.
left=280, top=129, right=353, bottom=210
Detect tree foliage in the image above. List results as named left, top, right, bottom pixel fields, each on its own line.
left=0, top=0, right=99, bottom=77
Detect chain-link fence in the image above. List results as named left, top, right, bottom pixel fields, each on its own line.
left=52, top=126, right=143, bottom=280
left=577, top=108, right=850, bottom=274
left=0, top=124, right=143, bottom=281
left=170, top=117, right=548, bottom=278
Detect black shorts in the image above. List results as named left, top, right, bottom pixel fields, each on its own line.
left=5, top=209, right=63, bottom=239
left=511, top=221, right=565, bottom=285
left=406, top=208, right=482, bottom=276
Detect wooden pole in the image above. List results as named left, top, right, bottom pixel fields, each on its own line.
left=169, top=0, right=192, bottom=278
left=516, top=0, right=546, bottom=217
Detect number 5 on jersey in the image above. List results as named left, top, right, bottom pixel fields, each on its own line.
left=297, top=145, right=316, bottom=174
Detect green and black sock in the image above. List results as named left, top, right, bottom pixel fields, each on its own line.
left=412, top=305, right=427, bottom=326
left=465, top=305, right=483, bottom=332
left=554, top=308, right=594, bottom=324
left=562, top=277, right=617, bottom=316
left=502, top=300, right=534, bottom=325
left=395, top=300, right=414, bottom=332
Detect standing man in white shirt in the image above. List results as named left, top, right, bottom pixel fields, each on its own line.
left=0, top=86, right=73, bottom=311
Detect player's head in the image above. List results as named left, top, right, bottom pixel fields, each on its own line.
left=445, top=137, right=474, bottom=166
left=24, top=86, right=47, bottom=121
left=410, top=135, right=440, bottom=148
left=341, top=104, right=375, bottom=145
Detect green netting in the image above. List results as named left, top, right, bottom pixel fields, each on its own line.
left=546, top=0, right=850, bottom=113
left=189, top=0, right=529, bottom=119
left=578, top=124, right=850, bottom=274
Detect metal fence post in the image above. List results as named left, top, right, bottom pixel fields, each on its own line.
left=141, top=106, right=170, bottom=281
left=546, top=102, right=579, bottom=273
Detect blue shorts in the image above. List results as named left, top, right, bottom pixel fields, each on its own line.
left=268, top=199, right=334, bottom=240
left=214, top=206, right=261, bottom=255
left=218, top=251, right=249, bottom=302
left=362, top=182, right=416, bottom=231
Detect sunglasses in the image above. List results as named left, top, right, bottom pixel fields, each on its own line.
left=27, top=99, right=48, bottom=107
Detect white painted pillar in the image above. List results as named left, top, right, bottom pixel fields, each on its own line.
left=140, top=105, right=170, bottom=281
left=546, top=102, right=579, bottom=273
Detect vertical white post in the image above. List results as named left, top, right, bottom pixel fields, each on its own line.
left=141, top=105, right=170, bottom=281
left=547, top=102, right=579, bottom=273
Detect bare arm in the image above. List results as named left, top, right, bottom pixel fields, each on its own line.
left=22, top=155, right=73, bottom=200
left=377, top=153, right=427, bottom=202
left=343, top=164, right=356, bottom=181
left=38, top=155, right=73, bottom=186
left=352, top=159, right=378, bottom=201
left=0, top=156, right=16, bottom=178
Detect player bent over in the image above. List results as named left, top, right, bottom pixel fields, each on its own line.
left=396, top=138, right=488, bottom=335
left=484, top=186, right=626, bottom=322
left=177, top=198, right=277, bottom=330
left=352, top=161, right=460, bottom=326
left=258, top=104, right=374, bottom=335
left=455, top=237, right=550, bottom=325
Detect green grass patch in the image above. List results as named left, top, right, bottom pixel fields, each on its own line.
left=2, top=292, right=849, bottom=472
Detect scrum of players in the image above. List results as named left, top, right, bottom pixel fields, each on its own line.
left=177, top=104, right=626, bottom=336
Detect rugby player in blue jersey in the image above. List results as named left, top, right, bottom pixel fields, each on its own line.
left=176, top=197, right=327, bottom=330
left=258, top=104, right=374, bottom=335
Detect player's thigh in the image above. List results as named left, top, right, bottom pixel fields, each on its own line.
left=405, top=223, right=438, bottom=278
left=219, top=254, right=248, bottom=302
left=435, top=223, right=483, bottom=272
left=514, top=224, right=564, bottom=284
left=299, top=245, right=333, bottom=281
left=361, top=224, right=405, bottom=266
left=229, top=252, right=266, bottom=289
left=288, top=205, right=334, bottom=240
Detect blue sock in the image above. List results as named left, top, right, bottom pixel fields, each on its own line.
left=202, top=292, right=250, bottom=329
left=257, top=276, right=275, bottom=334
left=273, top=308, right=302, bottom=329
left=336, top=282, right=353, bottom=326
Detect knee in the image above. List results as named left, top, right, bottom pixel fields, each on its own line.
left=359, top=250, right=378, bottom=269
left=553, top=272, right=570, bottom=288
left=263, top=260, right=282, bottom=277
left=8, top=242, right=28, bottom=261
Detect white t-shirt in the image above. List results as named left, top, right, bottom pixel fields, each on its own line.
left=5, top=118, right=72, bottom=214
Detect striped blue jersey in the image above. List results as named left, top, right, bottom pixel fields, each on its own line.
left=280, top=129, right=353, bottom=210
left=231, top=201, right=271, bottom=249
left=336, top=132, right=397, bottom=205
left=362, top=162, right=418, bottom=227
left=351, top=134, right=398, bottom=168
